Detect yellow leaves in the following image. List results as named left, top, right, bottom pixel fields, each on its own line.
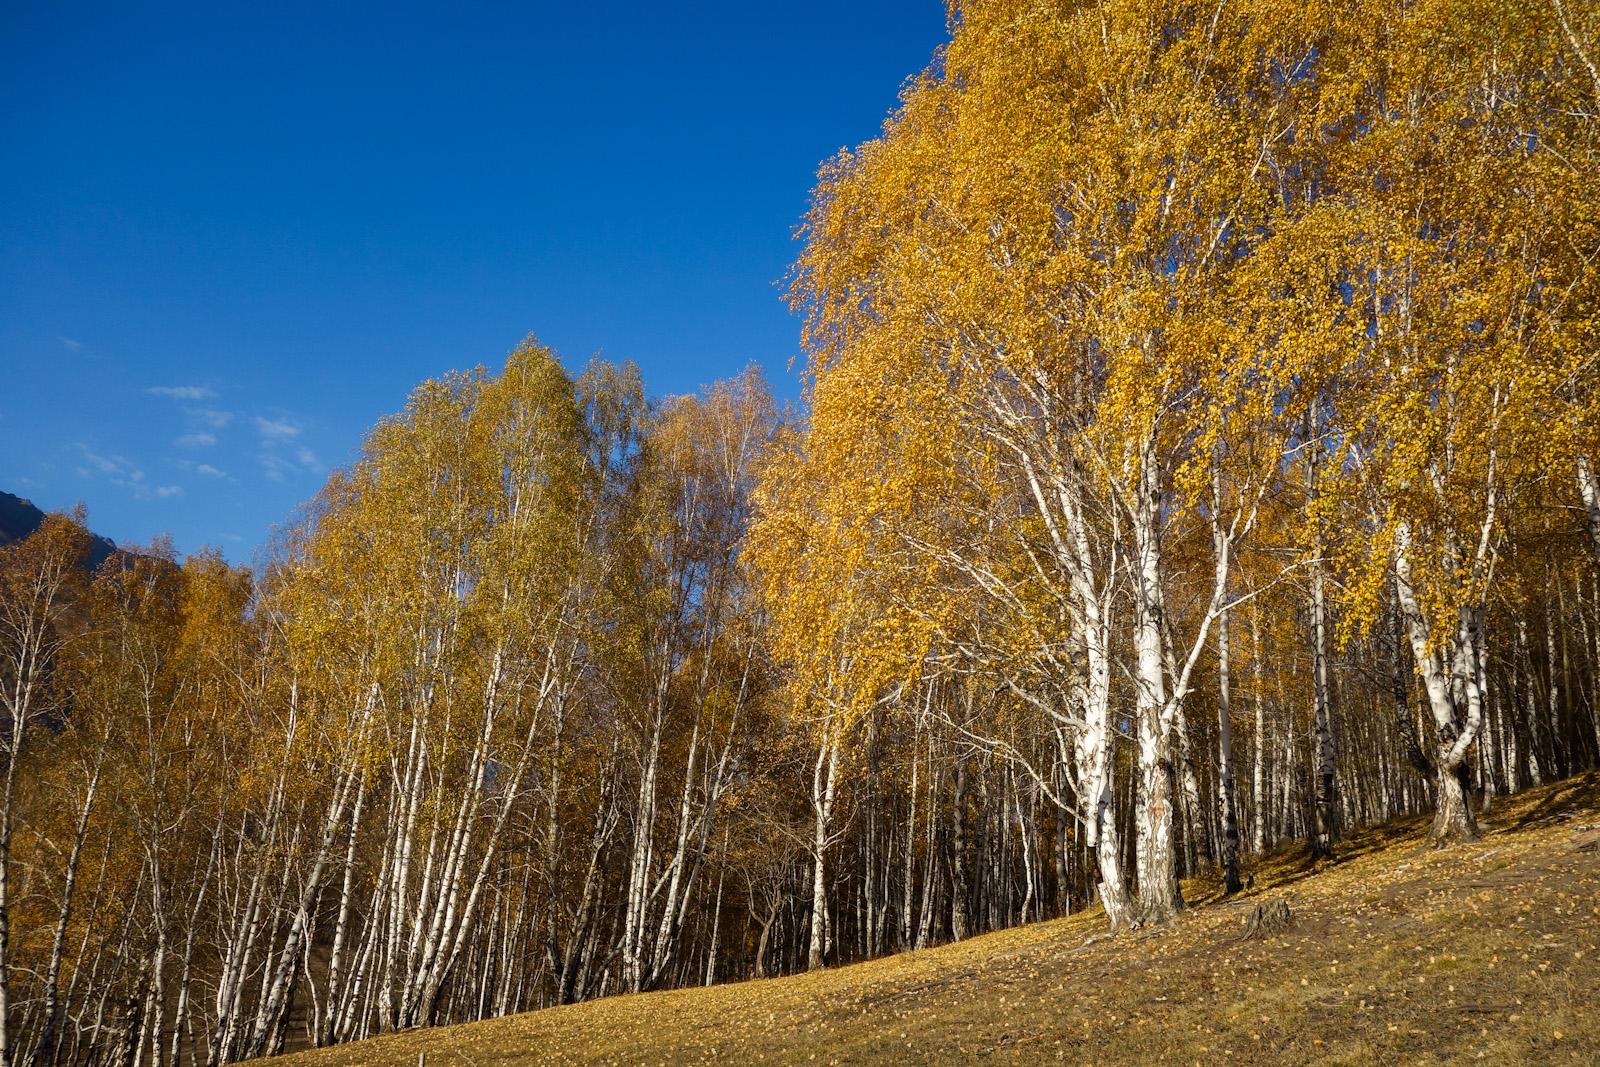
left=770, top=0, right=1599, bottom=769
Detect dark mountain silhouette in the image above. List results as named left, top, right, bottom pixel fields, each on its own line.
left=1, top=490, right=120, bottom=571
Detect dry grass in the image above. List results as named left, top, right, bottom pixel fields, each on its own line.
left=267, top=772, right=1600, bottom=1065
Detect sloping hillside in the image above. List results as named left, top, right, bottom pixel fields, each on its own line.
left=269, top=774, right=1600, bottom=1066
left=1, top=490, right=119, bottom=570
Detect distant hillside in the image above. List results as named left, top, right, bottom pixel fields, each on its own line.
left=267, top=774, right=1600, bottom=1066
left=0, top=490, right=120, bottom=571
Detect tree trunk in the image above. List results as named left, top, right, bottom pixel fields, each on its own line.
left=1309, top=556, right=1340, bottom=858
left=807, top=730, right=840, bottom=971
left=1216, top=608, right=1243, bottom=895
left=1394, top=522, right=1485, bottom=847
left=1577, top=454, right=1600, bottom=560
left=1250, top=611, right=1268, bottom=854
left=1132, top=448, right=1182, bottom=925
left=1430, top=757, right=1478, bottom=845
left=949, top=766, right=968, bottom=941
left=1307, top=404, right=1340, bottom=859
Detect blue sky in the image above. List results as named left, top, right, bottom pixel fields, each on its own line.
left=1, top=1, right=947, bottom=563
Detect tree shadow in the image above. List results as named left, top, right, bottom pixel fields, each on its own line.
left=1492, top=771, right=1600, bottom=833
left=1176, top=771, right=1600, bottom=908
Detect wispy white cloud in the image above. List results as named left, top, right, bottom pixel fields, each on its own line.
left=259, top=453, right=320, bottom=483
left=176, top=459, right=229, bottom=479
left=253, top=412, right=319, bottom=483
left=76, top=444, right=182, bottom=501
left=149, top=385, right=217, bottom=401
left=58, top=336, right=83, bottom=351
left=195, top=409, right=233, bottom=428
left=77, top=445, right=134, bottom=479
left=254, top=415, right=301, bottom=440
left=175, top=432, right=217, bottom=448
left=260, top=453, right=294, bottom=483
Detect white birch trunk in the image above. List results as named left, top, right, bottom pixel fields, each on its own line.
left=1577, top=453, right=1600, bottom=560
left=807, top=728, right=840, bottom=971
left=1393, top=521, right=1485, bottom=843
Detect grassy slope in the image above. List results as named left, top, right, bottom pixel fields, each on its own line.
left=270, top=773, right=1600, bottom=1066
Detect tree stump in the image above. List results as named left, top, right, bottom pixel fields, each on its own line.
left=1241, top=898, right=1294, bottom=940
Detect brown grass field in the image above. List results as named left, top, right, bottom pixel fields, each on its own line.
left=266, top=772, right=1600, bottom=1066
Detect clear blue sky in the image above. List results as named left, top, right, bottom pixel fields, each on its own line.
left=1, top=1, right=947, bottom=563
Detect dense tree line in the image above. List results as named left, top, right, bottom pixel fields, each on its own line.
left=2, top=0, right=1599, bottom=1063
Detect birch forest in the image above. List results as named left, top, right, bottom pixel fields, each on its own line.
left=5, top=0, right=1600, bottom=1062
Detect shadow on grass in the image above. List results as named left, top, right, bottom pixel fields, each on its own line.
left=1182, top=771, right=1600, bottom=908
left=1493, top=770, right=1600, bottom=833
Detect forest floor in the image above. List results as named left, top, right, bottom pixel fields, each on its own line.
left=268, top=771, right=1600, bottom=1066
